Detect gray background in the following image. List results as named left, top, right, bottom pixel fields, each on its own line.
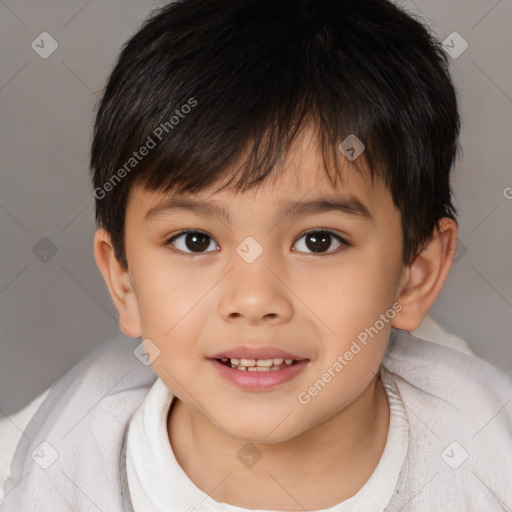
left=1, top=0, right=511, bottom=416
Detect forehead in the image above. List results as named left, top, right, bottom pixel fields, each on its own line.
left=126, top=126, right=394, bottom=226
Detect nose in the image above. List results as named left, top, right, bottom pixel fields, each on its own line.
left=218, top=251, right=294, bottom=326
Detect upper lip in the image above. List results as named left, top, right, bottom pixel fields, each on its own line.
left=210, top=346, right=306, bottom=360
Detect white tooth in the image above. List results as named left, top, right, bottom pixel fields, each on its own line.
left=240, top=358, right=256, bottom=367
left=272, top=358, right=284, bottom=365
left=221, top=358, right=228, bottom=362
left=231, top=358, right=240, bottom=365
left=236, top=365, right=246, bottom=371
left=248, top=366, right=258, bottom=371
left=256, top=359, right=273, bottom=367
left=269, top=366, right=280, bottom=371
left=284, top=359, right=294, bottom=365
left=256, top=367, right=270, bottom=372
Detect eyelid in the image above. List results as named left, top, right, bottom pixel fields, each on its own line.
left=166, top=229, right=219, bottom=255
left=293, top=228, right=350, bottom=254
left=296, top=227, right=350, bottom=244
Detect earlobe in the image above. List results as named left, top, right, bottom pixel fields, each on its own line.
left=93, top=228, right=142, bottom=338
left=392, top=218, right=458, bottom=331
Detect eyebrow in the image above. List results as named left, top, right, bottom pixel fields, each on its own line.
left=144, top=195, right=374, bottom=224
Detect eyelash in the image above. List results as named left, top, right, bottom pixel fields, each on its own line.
left=165, top=229, right=350, bottom=256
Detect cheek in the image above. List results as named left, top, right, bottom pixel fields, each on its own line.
left=312, top=254, right=397, bottom=328
left=132, top=248, right=203, bottom=325
left=132, top=258, right=208, bottom=363
left=297, top=249, right=400, bottom=373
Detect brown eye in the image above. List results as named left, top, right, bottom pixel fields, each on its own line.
left=293, top=230, right=347, bottom=254
left=167, top=231, right=218, bottom=253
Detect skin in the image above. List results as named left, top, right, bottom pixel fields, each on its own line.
left=94, top=124, right=458, bottom=510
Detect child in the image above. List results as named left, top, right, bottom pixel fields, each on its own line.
left=2, top=0, right=511, bottom=510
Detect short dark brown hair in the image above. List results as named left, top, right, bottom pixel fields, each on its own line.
left=90, top=0, right=461, bottom=270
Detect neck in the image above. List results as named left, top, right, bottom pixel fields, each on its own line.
left=168, top=375, right=390, bottom=510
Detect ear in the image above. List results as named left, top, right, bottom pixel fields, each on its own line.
left=93, top=228, right=142, bottom=338
left=392, top=218, right=458, bottom=331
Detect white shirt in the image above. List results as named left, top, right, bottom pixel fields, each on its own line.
left=2, top=324, right=511, bottom=510
left=0, top=317, right=475, bottom=506
left=125, top=366, right=410, bottom=512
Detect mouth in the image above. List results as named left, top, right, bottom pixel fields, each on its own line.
left=217, top=357, right=299, bottom=372
left=209, top=348, right=309, bottom=390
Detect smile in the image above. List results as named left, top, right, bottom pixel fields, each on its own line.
left=210, top=357, right=308, bottom=390
left=219, top=357, right=297, bottom=371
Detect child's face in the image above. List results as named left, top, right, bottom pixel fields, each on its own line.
left=122, top=126, right=407, bottom=442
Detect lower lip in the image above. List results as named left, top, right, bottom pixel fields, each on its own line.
left=210, top=359, right=309, bottom=390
